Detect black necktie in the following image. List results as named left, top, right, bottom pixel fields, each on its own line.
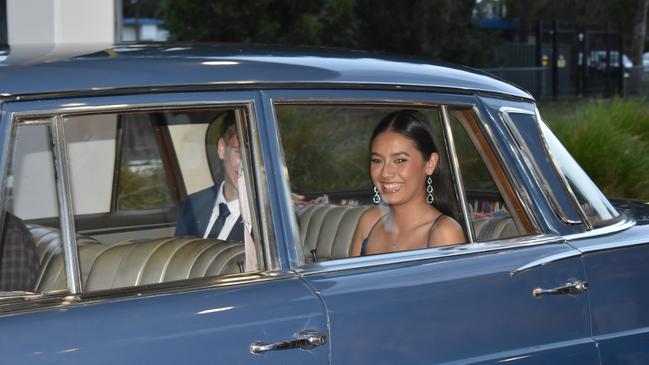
left=209, top=203, right=230, bottom=238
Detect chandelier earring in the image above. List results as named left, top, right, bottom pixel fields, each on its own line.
left=372, top=186, right=381, bottom=204
left=426, top=176, right=434, bottom=204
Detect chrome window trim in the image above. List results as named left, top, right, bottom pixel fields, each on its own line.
left=510, top=248, right=581, bottom=276
left=440, top=105, right=474, bottom=242
left=51, top=115, right=82, bottom=293
left=0, top=271, right=297, bottom=315
left=3, top=82, right=535, bottom=104
left=237, top=102, right=279, bottom=271
left=270, top=98, right=473, bottom=109
left=470, top=105, right=543, bottom=233
left=565, top=215, right=636, bottom=250
left=508, top=216, right=639, bottom=273
left=10, top=100, right=258, bottom=119
left=297, top=233, right=562, bottom=276
left=534, top=108, right=620, bottom=229
left=532, top=107, right=595, bottom=228
left=8, top=97, right=281, bottom=296
left=499, top=107, right=584, bottom=227
left=265, top=98, right=304, bottom=268
left=0, top=109, right=15, bottom=249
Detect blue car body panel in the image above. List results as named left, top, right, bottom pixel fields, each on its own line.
left=301, top=242, right=598, bottom=364
left=569, top=224, right=649, bottom=364
left=1, top=276, right=328, bottom=365
left=0, top=44, right=531, bottom=100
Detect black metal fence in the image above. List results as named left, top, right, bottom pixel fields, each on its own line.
left=482, top=21, right=626, bottom=99
left=0, top=0, right=7, bottom=51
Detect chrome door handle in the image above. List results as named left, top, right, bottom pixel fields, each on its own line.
left=533, top=280, right=589, bottom=297
left=250, top=330, right=327, bottom=355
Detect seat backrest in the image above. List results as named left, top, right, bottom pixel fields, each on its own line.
left=84, top=237, right=244, bottom=291
left=30, top=223, right=246, bottom=292
left=472, top=216, right=518, bottom=242
left=294, top=204, right=518, bottom=262
left=27, top=224, right=106, bottom=292
left=295, top=204, right=370, bottom=262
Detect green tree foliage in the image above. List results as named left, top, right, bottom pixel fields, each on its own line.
left=117, top=166, right=173, bottom=210
left=165, top=0, right=357, bottom=46
left=543, top=99, right=649, bottom=200
left=356, top=0, right=495, bottom=65
left=164, top=0, right=495, bottom=65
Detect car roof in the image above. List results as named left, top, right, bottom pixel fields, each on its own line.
left=0, top=43, right=532, bottom=100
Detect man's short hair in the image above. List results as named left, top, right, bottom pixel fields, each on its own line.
left=220, top=111, right=237, bottom=141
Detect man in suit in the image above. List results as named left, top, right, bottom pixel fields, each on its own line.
left=175, top=112, right=244, bottom=241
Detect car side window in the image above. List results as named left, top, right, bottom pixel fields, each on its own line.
left=275, top=104, right=536, bottom=264
left=448, top=109, right=534, bottom=241
left=1, top=106, right=264, bottom=296
left=538, top=121, right=619, bottom=226
left=1, top=123, right=63, bottom=293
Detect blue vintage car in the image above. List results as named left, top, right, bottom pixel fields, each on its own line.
left=0, top=44, right=648, bottom=364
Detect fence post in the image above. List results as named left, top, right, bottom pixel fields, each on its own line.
left=552, top=20, right=559, bottom=101
left=536, top=20, right=543, bottom=98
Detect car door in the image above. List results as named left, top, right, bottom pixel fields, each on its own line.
left=570, top=229, right=649, bottom=365
left=533, top=120, right=649, bottom=364
left=267, top=89, right=599, bottom=364
left=0, top=91, right=329, bottom=365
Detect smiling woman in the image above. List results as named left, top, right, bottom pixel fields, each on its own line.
left=351, top=110, right=465, bottom=256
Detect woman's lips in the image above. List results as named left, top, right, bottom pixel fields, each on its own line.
left=381, top=183, right=403, bottom=193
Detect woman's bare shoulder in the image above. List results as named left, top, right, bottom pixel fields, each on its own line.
left=351, top=206, right=386, bottom=256
left=430, top=215, right=466, bottom=246
left=357, top=207, right=386, bottom=233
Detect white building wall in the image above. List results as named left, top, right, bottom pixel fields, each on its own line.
left=5, top=0, right=114, bottom=62
left=7, top=0, right=114, bottom=45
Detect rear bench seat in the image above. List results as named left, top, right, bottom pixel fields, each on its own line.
left=84, top=237, right=243, bottom=290
left=29, top=225, right=244, bottom=292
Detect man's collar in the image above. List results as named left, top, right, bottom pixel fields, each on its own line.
left=215, top=182, right=240, bottom=215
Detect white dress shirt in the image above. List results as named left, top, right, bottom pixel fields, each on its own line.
left=203, top=182, right=241, bottom=240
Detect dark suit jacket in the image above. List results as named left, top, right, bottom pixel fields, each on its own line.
left=175, top=185, right=244, bottom=241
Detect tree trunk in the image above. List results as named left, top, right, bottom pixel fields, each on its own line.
left=627, top=0, right=649, bottom=94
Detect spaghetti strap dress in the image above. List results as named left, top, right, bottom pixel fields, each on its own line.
left=360, top=214, right=447, bottom=256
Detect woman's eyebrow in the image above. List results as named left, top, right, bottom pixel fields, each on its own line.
left=371, top=151, right=410, bottom=157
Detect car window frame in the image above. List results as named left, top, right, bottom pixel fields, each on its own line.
left=533, top=110, right=624, bottom=229
left=0, top=90, right=284, bottom=312
left=264, top=88, right=552, bottom=273
left=449, top=107, right=540, bottom=235
left=498, top=108, right=586, bottom=227
left=458, top=97, right=633, bottom=241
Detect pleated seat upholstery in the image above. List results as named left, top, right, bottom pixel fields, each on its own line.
left=294, top=204, right=518, bottom=263
left=29, top=224, right=244, bottom=292
left=84, top=237, right=244, bottom=291
left=295, top=204, right=370, bottom=262
left=28, top=224, right=108, bottom=292
left=472, top=216, right=518, bottom=241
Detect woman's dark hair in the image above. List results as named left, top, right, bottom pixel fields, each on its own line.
left=371, top=110, right=461, bottom=222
